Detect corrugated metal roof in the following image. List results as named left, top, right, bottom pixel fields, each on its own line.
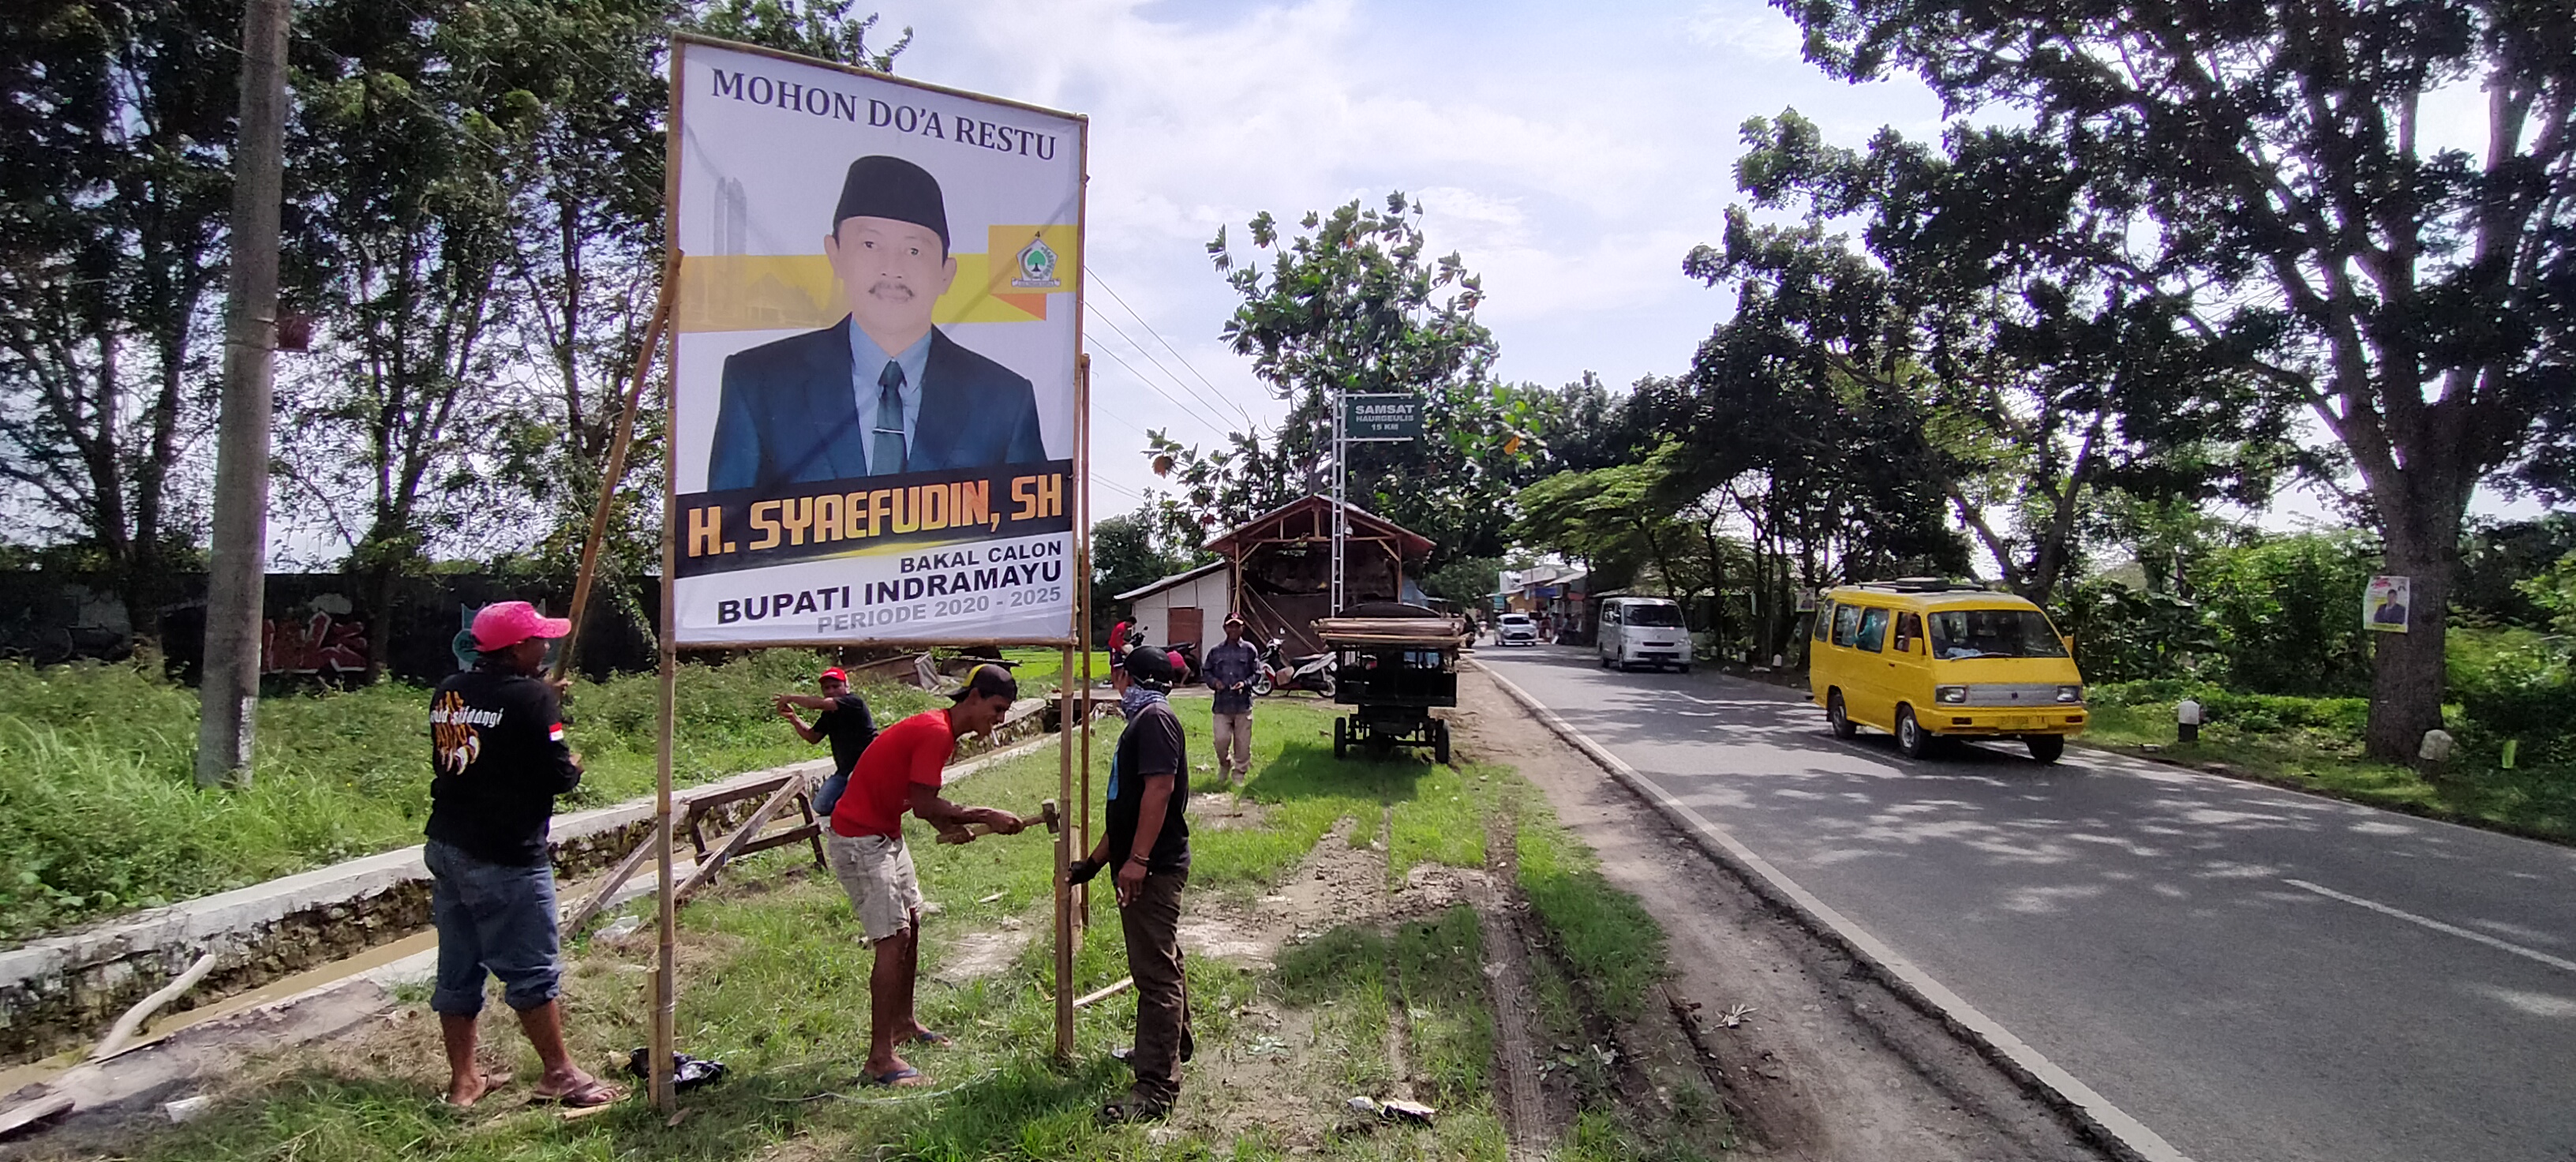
left=1114, top=559, right=1226, bottom=602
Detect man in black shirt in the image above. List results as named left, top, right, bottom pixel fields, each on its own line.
left=775, top=666, right=876, bottom=815
left=1072, top=644, right=1190, bottom=1121
left=424, top=601, right=620, bottom=1109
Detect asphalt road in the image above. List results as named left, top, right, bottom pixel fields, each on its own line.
left=1477, top=646, right=2576, bottom=1162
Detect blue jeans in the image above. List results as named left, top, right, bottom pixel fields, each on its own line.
left=425, top=839, right=562, bottom=1015
left=813, top=769, right=850, bottom=817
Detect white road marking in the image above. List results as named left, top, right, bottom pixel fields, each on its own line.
left=1476, top=660, right=2198, bottom=1162
left=2282, top=878, right=2576, bottom=976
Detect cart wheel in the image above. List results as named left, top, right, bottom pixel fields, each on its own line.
left=1333, top=717, right=1349, bottom=759
left=1434, top=720, right=1451, bottom=766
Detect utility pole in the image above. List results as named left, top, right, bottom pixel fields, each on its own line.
left=195, top=0, right=291, bottom=788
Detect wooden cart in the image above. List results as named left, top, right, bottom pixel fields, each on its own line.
left=1317, top=603, right=1470, bottom=764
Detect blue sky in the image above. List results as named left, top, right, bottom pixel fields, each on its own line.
left=885, top=0, right=2545, bottom=535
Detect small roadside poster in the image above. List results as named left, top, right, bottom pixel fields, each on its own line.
left=2364, top=575, right=2411, bottom=633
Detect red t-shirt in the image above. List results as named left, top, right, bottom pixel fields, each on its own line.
left=829, top=708, right=955, bottom=838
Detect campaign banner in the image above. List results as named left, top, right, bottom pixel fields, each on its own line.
left=668, top=37, right=1084, bottom=644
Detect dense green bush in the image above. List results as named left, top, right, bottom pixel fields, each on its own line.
left=2447, top=628, right=2576, bottom=766
left=2055, top=579, right=2217, bottom=682
left=2190, top=531, right=2377, bottom=697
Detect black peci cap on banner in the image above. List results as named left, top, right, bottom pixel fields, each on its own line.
left=833, top=155, right=950, bottom=255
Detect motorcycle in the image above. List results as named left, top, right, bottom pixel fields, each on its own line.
left=1258, top=635, right=1335, bottom=698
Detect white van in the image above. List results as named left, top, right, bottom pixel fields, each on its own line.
left=1597, top=597, right=1692, bottom=672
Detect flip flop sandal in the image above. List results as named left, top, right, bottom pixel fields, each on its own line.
left=910, top=1029, right=953, bottom=1048
left=437, top=1070, right=513, bottom=1109
left=530, top=1078, right=624, bottom=1109
left=1097, top=1098, right=1169, bottom=1125
left=861, top=1066, right=927, bottom=1088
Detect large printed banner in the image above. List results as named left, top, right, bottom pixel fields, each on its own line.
left=668, top=38, right=1084, bottom=644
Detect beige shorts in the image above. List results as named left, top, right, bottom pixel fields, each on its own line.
left=824, top=831, right=925, bottom=943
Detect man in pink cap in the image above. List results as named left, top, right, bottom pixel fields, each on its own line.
left=423, top=601, right=621, bottom=1108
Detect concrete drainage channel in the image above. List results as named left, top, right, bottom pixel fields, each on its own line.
left=1473, top=662, right=2196, bottom=1162
left=0, top=700, right=1069, bottom=1139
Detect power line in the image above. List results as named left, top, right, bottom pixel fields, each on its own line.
left=1090, top=341, right=1236, bottom=440
left=1082, top=312, right=1242, bottom=436
left=1088, top=267, right=1259, bottom=429
left=1088, top=311, right=1239, bottom=429
left=1082, top=289, right=1253, bottom=430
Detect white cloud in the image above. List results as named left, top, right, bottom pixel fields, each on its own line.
left=877, top=0, right=1948, bottom=512
left=1683, top=2, right=1807, bottom=60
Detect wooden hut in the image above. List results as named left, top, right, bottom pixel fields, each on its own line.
left=1116, top=496, right=1435, bottom=659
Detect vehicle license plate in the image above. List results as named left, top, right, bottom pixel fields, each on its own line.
left=1999, top=716, right=2032, bottom=729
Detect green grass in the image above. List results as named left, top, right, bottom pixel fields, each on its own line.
left=2080, top=692, right=2576, bottom=844
left=995, top=647, right=1114, bottom=693
left=26, top=694, right=1718, bottom=1162
left=0, top=653, right=939, bottom=941
left=1512, top=804, right=1668, bottom=1021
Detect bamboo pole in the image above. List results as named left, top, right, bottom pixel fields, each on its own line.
left=1076, top=353, right=1094, bottom=928
left=554, top=251, right=680, bottom=681
left=648, top=39, right=685, bottom=1117
left=650, top=635, right=677, bottom=1112
left=1054, top=643, right=1076, bottom=1062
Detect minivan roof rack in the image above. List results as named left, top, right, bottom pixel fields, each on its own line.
left=1846, top=577, right=1990, bottom=594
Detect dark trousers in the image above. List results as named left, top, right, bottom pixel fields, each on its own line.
left=1118, top=870, right=1189, bottom=1107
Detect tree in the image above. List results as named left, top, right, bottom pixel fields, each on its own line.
left=1515, top=462, right=1705, bottom=602
left=277, top=0, right=910, bottom=671
left=1689, top=110, right=2295, bottom=605
left=1152, top=193, right=1537, bottom=568
left=1421, top=555, right=1503, bottom=608
left=0, top=0, right=239, bottom=621
left=1773, top=0, right=2576, bottom=759
left=1090, top=501, right=1206, bottom=643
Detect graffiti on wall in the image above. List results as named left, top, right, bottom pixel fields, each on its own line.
left=262, top=595, right=369, bottom=676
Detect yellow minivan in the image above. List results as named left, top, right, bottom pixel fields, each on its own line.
left=1807, top=580, right=2087, bottom=763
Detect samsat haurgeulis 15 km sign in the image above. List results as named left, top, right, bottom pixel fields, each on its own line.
left=666, top=38, right=1084, bottom=645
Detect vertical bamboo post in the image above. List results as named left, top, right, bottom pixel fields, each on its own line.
left=554, top=253, right=680, bottom=681
left=650, top=639, right=676, bottom=1112
left=649, top=39, right=685, bottom=1116
left=1054, top=643, right=1076, bottom=1061
left=1075, top=354, right=1094, bottom=928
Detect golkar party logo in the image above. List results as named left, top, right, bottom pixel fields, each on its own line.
left=1013, top=234, right=1061, bottom=288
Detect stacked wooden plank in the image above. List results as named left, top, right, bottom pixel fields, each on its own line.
left=1312, top=617, right=1470, bottom=648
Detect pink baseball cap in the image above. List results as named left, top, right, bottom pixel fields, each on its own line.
left=471, top=601, right=572, bottom=650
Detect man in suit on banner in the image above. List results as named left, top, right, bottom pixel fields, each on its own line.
left=708, top=154, right=1046, bottom=492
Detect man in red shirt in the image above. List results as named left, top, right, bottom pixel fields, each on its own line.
left=826, top=663, right=1026, bottom=1087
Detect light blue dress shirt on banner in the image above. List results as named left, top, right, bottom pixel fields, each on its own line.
left=846, top=322, right=930, bottom=475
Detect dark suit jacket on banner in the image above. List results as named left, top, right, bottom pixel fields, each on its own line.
left=706, top=317, right=1048, bottom=491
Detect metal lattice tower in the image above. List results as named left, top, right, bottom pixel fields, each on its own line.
left=1329, top=382, right=1347, bottom=616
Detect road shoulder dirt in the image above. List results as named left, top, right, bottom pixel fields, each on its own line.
left=1450, top=665, right=2113, bottom=1162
